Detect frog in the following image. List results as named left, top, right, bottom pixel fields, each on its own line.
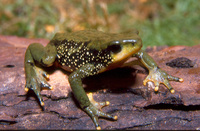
left=24, top=29, right=183, bottom=130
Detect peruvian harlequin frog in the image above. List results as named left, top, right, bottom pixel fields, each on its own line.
left=24, top=29, right=183, bottom=130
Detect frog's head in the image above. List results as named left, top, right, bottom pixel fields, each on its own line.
left=107, top=34, right=142, bottom=64
left=97, top=34, right=142, bottom=72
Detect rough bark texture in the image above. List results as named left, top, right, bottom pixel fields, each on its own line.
left=0, top=35, right=200, bottom=130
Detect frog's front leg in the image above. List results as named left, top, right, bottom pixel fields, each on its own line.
left=24, top=43, right=57, bottom=106
left=68, top=64, right=117, bottom=130
left=134, top=50, right=183, bottom=93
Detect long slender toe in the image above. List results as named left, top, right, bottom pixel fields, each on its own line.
left=32, top=88, right=44, bottom=106
left=167, top=75, right=183, bottom=82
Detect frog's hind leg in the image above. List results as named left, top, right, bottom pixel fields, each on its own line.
left=68, top=64, right=117, bottom=130
left=24, top=43, right=57, bottom=106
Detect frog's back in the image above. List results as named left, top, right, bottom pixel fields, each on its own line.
left=52, top=29, right=106, bottom=41
left=52, top=30, right=116, bottom=74
left=50, top=29, right=139, bottom=50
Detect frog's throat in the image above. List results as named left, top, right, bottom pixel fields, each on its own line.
left=99, top=46, right=141, bottom=73
left=112, top=44, right=140, bottom=64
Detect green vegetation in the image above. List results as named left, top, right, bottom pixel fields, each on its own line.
left=139, top=0, right=200, bottom=47
left=0, top=0, right=199, bottom=48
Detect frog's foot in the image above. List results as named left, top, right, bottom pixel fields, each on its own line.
left=85, top=93, right=118, bottom=130
left=87, top=93, right=110, bottom=110
left=143, top=67, right=183, bottom=93
left=25, top=66, right=53, bottom=106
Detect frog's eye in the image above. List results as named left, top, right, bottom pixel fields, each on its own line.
left=107, top=44, right=122, bottom=53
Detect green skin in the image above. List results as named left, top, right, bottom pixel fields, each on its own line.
left=24, top=29, right=183, bottom=130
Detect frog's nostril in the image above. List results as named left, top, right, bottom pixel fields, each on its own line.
left=132, top=42, right=136, bottom=46
left=132, top=40, right=137, bottom=46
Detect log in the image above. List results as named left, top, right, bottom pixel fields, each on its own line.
left=0, top=35, right=200, bottom=130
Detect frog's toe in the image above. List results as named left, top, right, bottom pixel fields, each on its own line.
left=42, top=72, right=50, bottom=80
left=25, top=81, right=45, bottom=106
left=98, top=110, right=118, bottom=120
left=144, top=79, right=160, bottom=92
left=87, top=93, right=110, bottom=110
left=163, top=79, right=175, bottom=93
left=40, top=79, right=52, bottom=89
left=165, top=75, right=183, bottom=93
left=167, top=75, right=184, bottom=83
left=84, top=104, right=117, bottom=130
left=143, top=75, right=152, bottom=86
left=33, top=88, right=44, bottom=106
left=25, top=87, right=29, bottom=92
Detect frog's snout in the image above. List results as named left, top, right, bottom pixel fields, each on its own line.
left=135, top=37, right=142, bottom=48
